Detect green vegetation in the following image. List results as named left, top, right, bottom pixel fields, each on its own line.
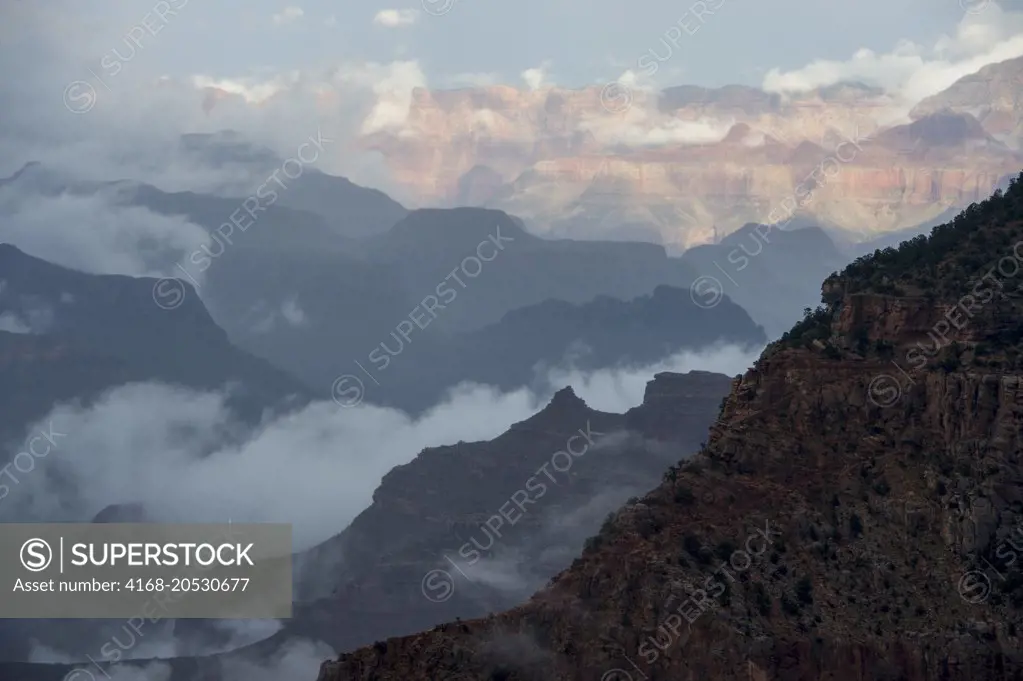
left=778, top=305, right=833, bottom=348
left=773, top=172, right=1023, bottom=359
left=834, top=173, right=1023, bottom=298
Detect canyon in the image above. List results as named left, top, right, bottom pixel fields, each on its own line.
left=316, top=174, right=1023, bottom=680
left=359, top=58, right=1023, bottom=250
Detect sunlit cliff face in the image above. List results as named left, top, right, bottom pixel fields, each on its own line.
left=350, top=79, right=1022, bottom=248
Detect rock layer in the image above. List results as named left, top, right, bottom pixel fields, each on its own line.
left=362, top=60, right=1023, bottom=248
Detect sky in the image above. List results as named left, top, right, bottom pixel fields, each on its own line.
left=1, top=1, right=1023, bottom=195
left=2, top=0, right=1012, bottom=87
left=0, top=0, right=1014, bottom=183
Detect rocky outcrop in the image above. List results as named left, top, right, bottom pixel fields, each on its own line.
left=315, top=178, right=1023, bottom=680
left=278, top=372, right=732, bottom=656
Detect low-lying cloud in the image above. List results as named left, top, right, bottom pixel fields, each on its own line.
left=0, top=344, right=758, bottom=553
left=0, top=184, right=210, bottom=278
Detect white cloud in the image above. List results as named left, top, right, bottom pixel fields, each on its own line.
left=331, top=60, right=428, bottom=136
left=0, top=345, right=758, bottom=553
left=521, top=61, right=554, bottom=90
left=0, top=183, right=210, bottom=278
left=325, top=14, right=338, bottom=28
left=219, top=639, right=336, bottom=681
left=373, top=9, right=420, bottom=27
left=543, top=343, right=758, bottom=412
left=576, top=78, right=735, bottom=148
left=191, top=74, right=295, bottom=104
left=0, top=300, right=54, bottom=334
left=762, top=2, right=1023, bottom=108
left=582, top=112, right=735, bottom=147
left=0, top=382, right=540, bottom=552
left=0, top=312, right=30, bottom=334
left=272, top=6, right=304, bottom=25
left=281, top=297, right=307, bottom=327
left=0, top=39, right=426, bottom=204
left=32, top=637, right=331, bottom=681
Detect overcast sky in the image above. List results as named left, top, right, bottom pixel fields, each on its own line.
left=1, top=0, right=1022, bottom=189
left=4, top=0, right=1023, bottom=90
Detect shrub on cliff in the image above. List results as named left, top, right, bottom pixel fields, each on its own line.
left=836, top=172, right=1023, bottom=298
left=779, top=305, right=833, bottom=347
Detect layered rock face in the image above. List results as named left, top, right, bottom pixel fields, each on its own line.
left=315, top=178, right=1023, bottom=681
left=361, top=60, right=1023, bottom=249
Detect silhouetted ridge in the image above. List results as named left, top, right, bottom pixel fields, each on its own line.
left=0, top=245, right=312, bottom=432
left=511, top=386, right=592, bottom=432
left=833, top=170, right=1023, bottom=297
left=875, top=110, right=996, bottom=153
left=548, top=385, right=585, bottom=408
left=387, top=207, right=531, bottom=242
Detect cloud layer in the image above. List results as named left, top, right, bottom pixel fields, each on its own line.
left=0, top=345, right=759, bottom=553
left=762, top=2, right=1023, bottom=111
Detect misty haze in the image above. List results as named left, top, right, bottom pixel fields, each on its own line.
left=2, top=1, right=1023, bottom=680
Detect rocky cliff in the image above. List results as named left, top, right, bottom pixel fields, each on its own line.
left=279, top=371, right=733, bottom=656
left=315, top=177, right=1023, bottom=681
left=361, top=61, right=1023, bottom=249
left=0, top=370, right=734, bottom=681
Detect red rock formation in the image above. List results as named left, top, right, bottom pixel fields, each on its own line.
left=361, top=61, right=1023, bottom=249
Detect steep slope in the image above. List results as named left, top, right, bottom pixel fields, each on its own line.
left=0, top=247, right=316, bottom=665
left=359, top=208, right=699, bottom=334
left=0, top=244, right=311, bottom=437
left=0, top=371, right=733, bottom=680
left=317, top=177, right=1023, bottom=681
left=177, top=131, right=409, bottom=237
left=224, top=207, right=733, bottom=410
left=284, top=371, right=733, bottom=654
left=680, top=224, right=849, bottom=338
left=375, top=285, right=765, bottom=412
left=5, top=176, right=756, bottom=415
